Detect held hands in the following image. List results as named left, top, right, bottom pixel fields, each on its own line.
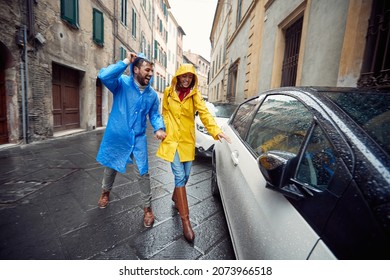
left=217, top=132, right=231, bottom=144
left=155, top=129, right=167, bottom=141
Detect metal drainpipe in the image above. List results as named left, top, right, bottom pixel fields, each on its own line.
left=20, top=43, right=26, bottom=144
left=113, top=0, right=117, bottom=63
left=24, top=25, right=29, bottom=144
left=20, top=25, right=29, bottom=144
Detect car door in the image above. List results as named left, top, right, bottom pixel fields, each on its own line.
left=217, top=94, right=336, bottom=259
left=215, top=96, right=265, bottom=259
left=289, top=121, right=353, bottom=259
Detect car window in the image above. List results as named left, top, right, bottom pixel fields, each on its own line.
left=325, top=91, right=390, bottom=155
left=214, top=104, right=238, bottom=118
left=231, top=98, right=260, bottom=139
left=246, top=95, right=313, bottom=157
left=296, top=124, right=338, bottom=191
left=205, top=103, right=237, bottom=118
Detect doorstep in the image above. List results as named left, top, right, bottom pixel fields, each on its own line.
left=53, top=128, right=86, bottom=138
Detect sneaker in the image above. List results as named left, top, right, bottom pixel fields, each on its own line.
left=143, top=207, right=154, bottom=227
left=98, top=190, right=110, bottom=209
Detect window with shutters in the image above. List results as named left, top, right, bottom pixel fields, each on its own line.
left=121, top=0, right=127, bottom=26
left=120, top=46, right=126, bottom=60
left=93, top=9, right=104, bottom=46
left=61, top=0, right=79, bottom=29
left=132, top=8, right=137, bottom=38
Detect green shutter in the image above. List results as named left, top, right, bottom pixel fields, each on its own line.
left=120, top=47, right=126, bottom=60
left=132, top=9, right=137, bottom=38
left=121, top=0, right=127, bottom=25
left=61, top=0, right=79, bottom=29
left=93, top=9, right=104, bottom=46
left=154, top=40, right=158, bottom=59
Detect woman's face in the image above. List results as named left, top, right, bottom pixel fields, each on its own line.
left=178, top=73, right=194, bottom=88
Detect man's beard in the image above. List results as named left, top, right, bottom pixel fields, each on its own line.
left=136, top=75, right=149, bottom=86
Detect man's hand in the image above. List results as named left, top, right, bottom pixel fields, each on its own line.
left=127, top=51, right=138, bottom=64
left=217, top=132, right=231, bottom=144
left=155, top=129, right=167, bottom=141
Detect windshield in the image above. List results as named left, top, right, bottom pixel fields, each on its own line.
left=325, top=91, right=390, bottom=155
left=207, top=103, right=238, bottom=118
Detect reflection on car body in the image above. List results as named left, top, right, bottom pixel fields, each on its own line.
left=212, top=87, right=390, bottom=259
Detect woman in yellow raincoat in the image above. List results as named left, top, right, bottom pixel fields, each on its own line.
left=156, top=64, right=230, bottom=242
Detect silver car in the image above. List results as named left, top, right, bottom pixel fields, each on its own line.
left=212, top=87, right=390, bottom=260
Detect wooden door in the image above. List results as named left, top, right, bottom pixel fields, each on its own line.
left=52, top=64, right=80, bottom=132
left=0, top=70, right=8, bottom=144
left=96, top=78, right=102, bottom=127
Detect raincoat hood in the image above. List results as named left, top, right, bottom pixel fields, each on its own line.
left=171, top=63, right=198, bottom=90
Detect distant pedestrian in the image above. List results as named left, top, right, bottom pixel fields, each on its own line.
left=96, top=51, right=166, bottom=228
left=156, top=64, right=231, bottom=242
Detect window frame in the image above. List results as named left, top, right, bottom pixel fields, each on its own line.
left=236, top=0, right=243, bottom=27
left=121, top=0, right=128, bottom=26
left=132, top=8, right=137, bottom=38
left=93, top=8, right=104, bottom=46
left=120, top=46, right=127, bottom=60
left=60, top=0, right=79, bottom=29
left=294, top=122, right=339, bottom=192
left=230, top=95, right=264, bottom=141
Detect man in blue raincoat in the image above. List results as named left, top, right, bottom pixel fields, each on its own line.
left=96, top=51, right=166, bottom=227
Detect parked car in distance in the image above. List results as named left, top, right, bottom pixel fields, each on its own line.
left=195, top=102, right=238, bottom=157
left=212, top=87, right=390, bottom=260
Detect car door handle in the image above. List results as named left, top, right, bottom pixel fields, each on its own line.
left=231, top=150, right=239, bottom=166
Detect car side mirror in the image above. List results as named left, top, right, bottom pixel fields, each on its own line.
left=258, top=151, right=304, bottom=200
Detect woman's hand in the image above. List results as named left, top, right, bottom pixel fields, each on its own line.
left=217, top=132, right=231, bottom=144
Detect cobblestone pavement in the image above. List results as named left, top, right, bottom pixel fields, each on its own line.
left=0, top=126, right=235, bottom=260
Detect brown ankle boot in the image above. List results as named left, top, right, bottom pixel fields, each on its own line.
left=172, top=187, right=178, bottom=209
left=98, top=190, right=110, bottom=209
left=143, top=207, right=155, bottom=228
left=175, top=186, right=195, bottom=242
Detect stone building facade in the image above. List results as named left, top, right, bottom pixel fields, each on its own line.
left=0, top=0, right=181, bottom=145
left=1, top=0, right=114, bottom=144
left=209, top=0, right=389, bottom=103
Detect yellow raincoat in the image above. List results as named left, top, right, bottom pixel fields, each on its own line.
left=156, top=64, right=222, bottom=162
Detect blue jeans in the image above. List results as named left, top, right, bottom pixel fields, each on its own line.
left=171, top=151, right=192, bottom=187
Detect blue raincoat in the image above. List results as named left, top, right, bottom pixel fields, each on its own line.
left=96, top=56, right=165, bottom=175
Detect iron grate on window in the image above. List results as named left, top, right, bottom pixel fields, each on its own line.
left=281, top=17, right=303, bottom=87
left=358, top=0, right=390, bottom=89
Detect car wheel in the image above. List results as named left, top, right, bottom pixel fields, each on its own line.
left=211, top=152, right=220, bottom=197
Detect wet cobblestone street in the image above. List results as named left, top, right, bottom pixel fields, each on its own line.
left=0, top=126, right=235, bottom=260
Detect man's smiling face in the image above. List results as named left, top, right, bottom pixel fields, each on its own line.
left=134, top=61, right=154, bottom=86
